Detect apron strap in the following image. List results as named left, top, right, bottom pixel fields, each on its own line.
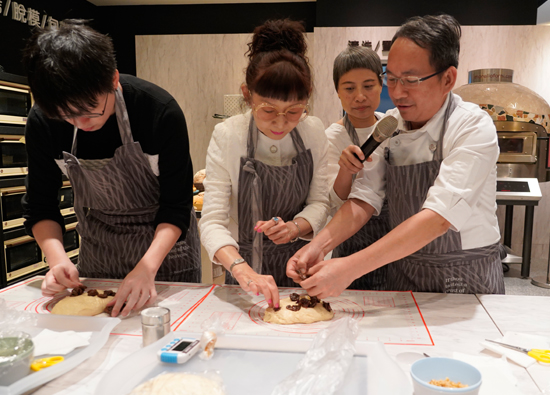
left=71, top=126, right=78, bottom=156
left=242, top=159, right=264, bottom=274
left=433, top=93, right=458, bottom=162
left=114, top=87, right=134, bottom=146
left=343, top=113, right=361, bottom=147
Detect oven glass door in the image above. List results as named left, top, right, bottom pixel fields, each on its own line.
left=499, top=137, right=524, bottom=154
left=59, top=187, right=74, bottom=210
left=0, top=141, right=28, bottom=168
left=497, top=132, right=537, bottom=163
left=63, top=229, right=80, bottom=252
left=0, top=85, right=30, bottom=117
left=5, top=238, right=42, bottom=272
left=1, top=191, right=24, bottom=221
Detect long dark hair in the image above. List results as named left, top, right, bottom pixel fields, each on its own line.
left=22, top=19, right=117, bottom=119
left=245, top=19, right=312, bottom=102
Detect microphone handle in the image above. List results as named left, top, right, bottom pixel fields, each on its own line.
left=353, top=136, right=381, bottom=163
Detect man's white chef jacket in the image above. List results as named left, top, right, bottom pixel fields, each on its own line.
left=349, top=93, right=501, bottom=250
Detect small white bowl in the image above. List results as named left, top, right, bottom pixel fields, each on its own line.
left=410, top=357, right=482, bottom=395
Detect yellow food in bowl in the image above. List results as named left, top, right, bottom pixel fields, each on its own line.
left=429, top=378, right=468, bottom=388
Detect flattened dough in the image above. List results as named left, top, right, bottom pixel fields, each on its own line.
left=130, top=373, right=224, bottom=395
left=51, top=294, right=114, bottom=316
left=263, top=296, right=334, bottom=325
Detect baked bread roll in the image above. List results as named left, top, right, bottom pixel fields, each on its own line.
left=194, top=169, right=206, bottom=191
left=193, top=194, right=204, bottom=211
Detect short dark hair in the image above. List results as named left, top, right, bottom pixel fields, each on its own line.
left=245, top=19, right=312, bottom=102
left=22, top=19, right=117, bottom=119
left=333, top=46, right=383, bottom=91
left=391, top=14, right=461, bottom=72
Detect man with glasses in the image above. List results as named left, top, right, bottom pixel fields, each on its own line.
left=288, top=14, right=504, bottom=296
left=21, top=20, right=201, bottom=317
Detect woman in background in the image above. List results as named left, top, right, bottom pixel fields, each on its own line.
left=199, top=19, right=329, bottom=308
left=325, top=46, right=390, bottom=290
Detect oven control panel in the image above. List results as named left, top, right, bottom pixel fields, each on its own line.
left=496, top=177, right=542, bottom=201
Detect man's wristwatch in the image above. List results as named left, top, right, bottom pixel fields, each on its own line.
left=229, top=258, right=246, bottom=276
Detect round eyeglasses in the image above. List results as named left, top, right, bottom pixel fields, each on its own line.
left=252, top=102, right=309, bottom=122
left=382, top=69, right=446, bottom=88
left=59, top=93, right=109, bottom=120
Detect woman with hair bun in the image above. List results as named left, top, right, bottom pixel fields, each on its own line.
left=200, top=19, right=329, bottom=308
left=325, top=46, right=391, bottom=290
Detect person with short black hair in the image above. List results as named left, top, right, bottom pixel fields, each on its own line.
left=288, top=14, right=504, bottom=296
left=325, top=45, right=391, bottom=290
left=199, top=19, right=329, bottom=308
left=22, top=20, right=201, bottom=317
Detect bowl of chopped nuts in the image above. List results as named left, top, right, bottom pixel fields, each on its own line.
left=410, top=357, right=482, bottom=394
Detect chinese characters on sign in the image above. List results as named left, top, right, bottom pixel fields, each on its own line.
left=0, top=0, right=58, bottom=28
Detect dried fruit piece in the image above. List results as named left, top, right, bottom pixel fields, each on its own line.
left=70, top=285, right=87, bottom=297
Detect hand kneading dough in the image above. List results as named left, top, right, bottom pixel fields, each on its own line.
left=263, top=296, right=334, bottom=325
left=130, top=373, right=224, bottom=395
left=51, top=294, right=114, bottom=316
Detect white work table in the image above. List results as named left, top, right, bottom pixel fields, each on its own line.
left=2, top=278, right=547, bottom=395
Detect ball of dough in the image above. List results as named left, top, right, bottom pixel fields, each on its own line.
left=263, top=295, right=334, bottom=325
left=130, top=373, right=224, bottom=395
left=51, top=293, right=114, bottom=316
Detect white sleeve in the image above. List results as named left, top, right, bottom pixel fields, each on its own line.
left=326, top=137, right=347, bottom=215
left=348, top=143, right=387, bottom=215
left=199, top=124, right=239, bottom=262
left=422, top=109, right=498, bottom=232
left=294, top=118, right=330, bottom=236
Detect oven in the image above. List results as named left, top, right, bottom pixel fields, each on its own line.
left=1, top=181, right=74, bottom=231
left=3, top=231, right=44, bottom=281
left=2, top=219, right=79, bottom=285
left=0, top=71, right=32, bottom=127
left=494, top=121, right=548, bottom=182
left=0, top=137, right=28, bottom=176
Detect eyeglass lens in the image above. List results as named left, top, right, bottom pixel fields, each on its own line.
left=255, top=105, right=308, bottom=122
left=61, top=94, right=109, bottom=120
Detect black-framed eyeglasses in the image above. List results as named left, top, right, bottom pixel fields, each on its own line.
left=60, top=93, right=109, bottom=120
left=382, top=69, right=446, bottom=88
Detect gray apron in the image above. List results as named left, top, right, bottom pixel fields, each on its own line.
left=227, top=117, right=313, bottom=287
left=58, top=88, right=201, bottom=282
left=332, top=114, right=391, bottom=290
left=384, top=94, right=504, bottom=294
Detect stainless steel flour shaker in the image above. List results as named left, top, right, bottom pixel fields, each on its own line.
left=141, top=307, right=170, bottom=347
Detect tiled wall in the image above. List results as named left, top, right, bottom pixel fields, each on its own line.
left=136, top=25, right=550, bottom=263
